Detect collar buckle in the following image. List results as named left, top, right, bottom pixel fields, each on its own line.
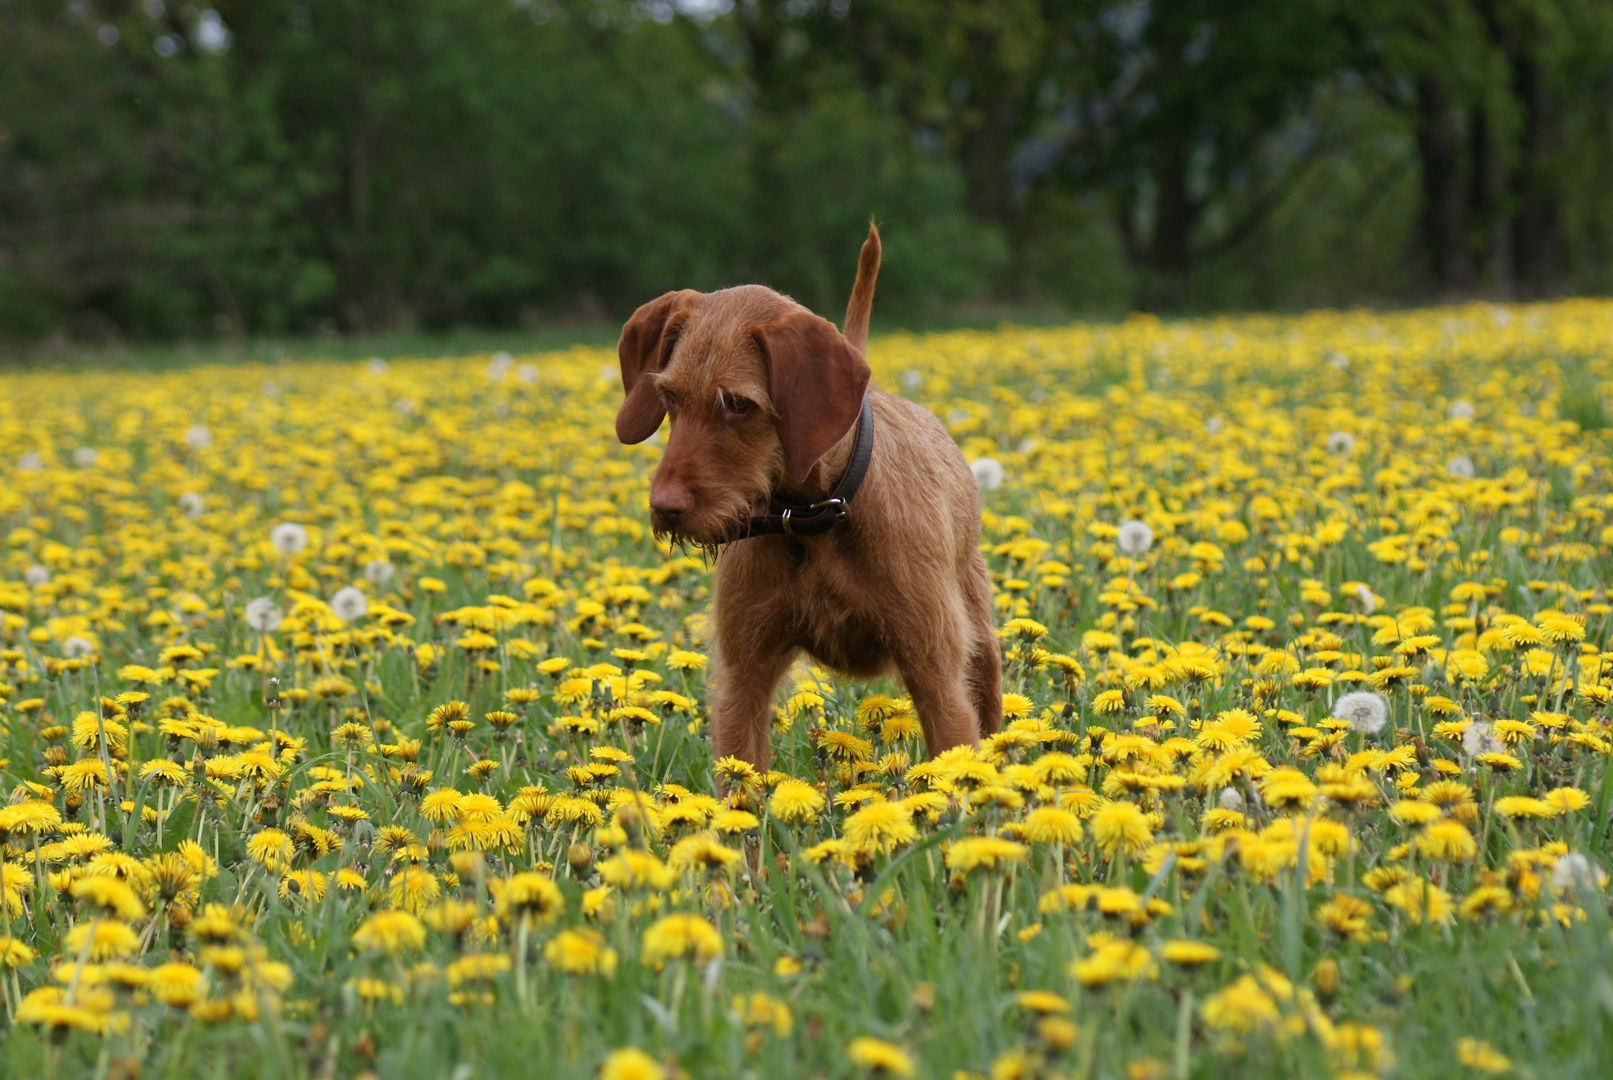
left=780, top=498, right=844, bottom=535
left=738, top=396, right=873, bottom=541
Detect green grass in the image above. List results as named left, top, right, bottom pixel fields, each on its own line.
left=2, top=302, right=1613, bottom=1079
left=0, top=299, right=1098, bottom=375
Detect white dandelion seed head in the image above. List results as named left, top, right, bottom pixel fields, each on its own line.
left=24, top=565, right=50, bottom=587
left=1448, top=399, right=1475, bottom=421
left=1332, top=690, right=1388, bottom=734
left=244, top=597, right=283, bottom=632
left=366, top=357, right=388, bottom=376
left=61, top=636, right=94, bottom=659
left=73, top=447, right=98, bottom=468
left=394, top=398, right=416, bottom=416
left=1354, top=584, right=1376, bottom=614
left=331, top=586, right=368, bottom=622
left=1205, top=416, right=1224, bottom=435
left=270, top=522, right=308, bottom=555
left=515, top=363, right=539, bottom=385
left=16, top=452, right=41, bottom=472
left=595, top=361, right=617, bottom=385
left=177, top=492, right=205, bottom=518
left=1328, top=352, right=1349, bottom=371
left=642, top=428, right=660, bottom=447
left=489, top=352, right=514, bottom=380
left=1550, top=853, right=1604, bottom=893
left=1017, top=438, right=1039, bottom=455
left=493, top=401, right=509, bottom=420
left=948, top=408, right=971, bottom=425
left=900, top=369, right=924, bottom=391
left=364, top=559, right=394, bottom=585
left=970, top=457, right=1003, bottom=491
left=1445, top=455, right=1475, bottom=479
left=261, top=381, right=280, bottom=398
left=1462, top=720, right=1501, bottom=757
left=1117, top=519, right=1154, bottom=555
left=185, top=425, right=212, bottom=450
left=1217, top=787, right=1244, bottom=812
left=1325, top=431, right=1356, bottom=456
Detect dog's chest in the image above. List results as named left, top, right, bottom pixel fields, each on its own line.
left=781, top=543, right=893, bottom=675
left=723, top=537, right=892, bottom=677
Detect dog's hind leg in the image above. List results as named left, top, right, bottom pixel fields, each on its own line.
left=892, top=602, right=981, bottom=755
left=966, top=629, right=1002, bottom=737
left=897, top=658, right=979, bottom=756
left=962, top=552, right=1002, bottom=736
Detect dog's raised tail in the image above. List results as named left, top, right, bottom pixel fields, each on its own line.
left=843, top=222, right=880, bottom=354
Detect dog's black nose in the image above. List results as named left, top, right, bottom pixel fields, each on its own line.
left=649, top=484, right=691, bottom=517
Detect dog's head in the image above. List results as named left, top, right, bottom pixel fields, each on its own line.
left=614, top=285, right=870, bottom=547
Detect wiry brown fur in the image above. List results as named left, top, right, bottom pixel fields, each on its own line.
left=615, top=224, right=1001, bottom=767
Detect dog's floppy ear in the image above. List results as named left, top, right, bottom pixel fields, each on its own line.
left=616, top=290, right=699, bottom=444
left=752, top=310, right=871, bottom=483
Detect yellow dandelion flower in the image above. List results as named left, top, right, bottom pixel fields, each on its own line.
left=1416, top=820, right=1477, bottom=861
left=845, top=1036, right=914, bottom=1076
left=641, top=913, right=722, bottom=967
left=70, top=876, right=145, bottom=920
left=63, top=920, right=140, bottom=960
left=599, top=1048, right=665, bottom=1080
left=352, top=910, right=427, bottom=953
left=544, top=928, right=619, bottom=977
left=1089, top=800, right=1153, bottom=856
left=1159, top=940, right=1220, bottom=966
left=1017, top=806, right=1083, bottom=845
left=493, top=873, right=564, bottom=928
left=1455, top=1038, right=1511, bottom=1073
left=1014, top=989, right=1071, bottom=1013
left=943, top=837, right=1028, bottom=874
left=843, top=801, right=918, bottom=856
left=769, top=780, right=826, bottom=824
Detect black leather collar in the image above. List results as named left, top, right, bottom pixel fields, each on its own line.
left=736, top=395, right=874, bottom=539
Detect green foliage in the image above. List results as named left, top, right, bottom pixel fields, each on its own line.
left=0, top=0, right=1001, bottom=342
left=4, top=0, right=1613, bottom=343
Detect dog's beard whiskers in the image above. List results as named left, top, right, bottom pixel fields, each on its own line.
left=650, top=491, right=759, bottom=551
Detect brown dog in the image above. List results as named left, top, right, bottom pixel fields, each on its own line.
left=614, top=225, right=1001, bottom=767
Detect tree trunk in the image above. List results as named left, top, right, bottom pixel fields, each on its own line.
left=1471, top=107, right=1512, bottom=297
left=1137, top=125, right=1194, bottom=311
left=1510, top=51, right=1562, bottom=297
left=1133, top=20, right=1192, bottom=313
left=1415, top=75, right=1471, bottom=296
left=955, top=30, right=1031, bottom=294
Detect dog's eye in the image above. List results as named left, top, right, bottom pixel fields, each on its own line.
left=718, top=392, right=757, bottom=420
left=659, top=390, right=678, bottom=417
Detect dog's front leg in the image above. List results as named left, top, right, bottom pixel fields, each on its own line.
left=708, top=631, right=795, bottom=770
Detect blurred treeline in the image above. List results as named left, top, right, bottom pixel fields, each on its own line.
left=3, top=0, right=1613, bottom=343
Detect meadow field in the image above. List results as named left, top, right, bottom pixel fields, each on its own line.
left=1, top=302, right=1612, bottom=1079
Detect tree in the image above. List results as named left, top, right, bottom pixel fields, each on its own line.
left=1349, top=0, right=1613, bottom=298
left=1041, top=0, right=1354, bottom=309
left=837, top=1, right=1356, bottom=309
